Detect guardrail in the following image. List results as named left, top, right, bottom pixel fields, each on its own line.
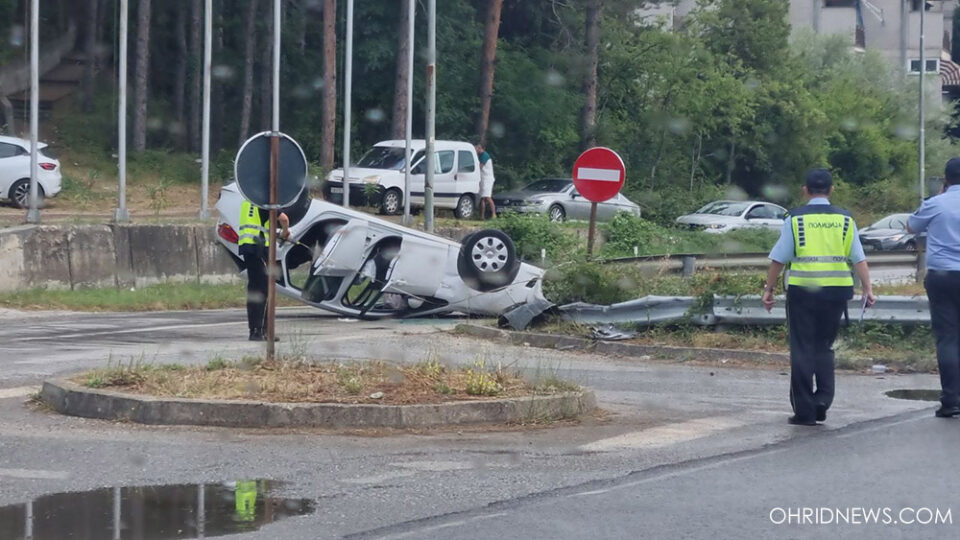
left=561, top=294, right=930, bottom=327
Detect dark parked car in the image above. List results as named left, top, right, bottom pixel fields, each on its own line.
left=858, top=213, right=918, bottom=251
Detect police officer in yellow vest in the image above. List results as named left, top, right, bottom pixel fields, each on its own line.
left=239, top=198, right=289, bottom=341
left=762, top=169, right=876, bottom=426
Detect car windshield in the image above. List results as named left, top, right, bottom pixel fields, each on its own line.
left=523, top=179, right=571, bottom=193
left=871, top=215, right=908, bottom=230
left=355, top=146, right=409, bottom=170
left=695, top=201, right=752, bottom=216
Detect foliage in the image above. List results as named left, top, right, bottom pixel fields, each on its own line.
left=464, top=361, right=502, bottom=396
left=602, top=212, right=778, bottom=258
left=495, top=212, right=578, bottom=261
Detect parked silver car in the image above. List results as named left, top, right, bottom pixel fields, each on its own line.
left=859, top=213, right=918, bottom=251
left=675, top=200, right=787, bottom=233
left=493, top=178, right=641, bottom=222
left=215, top=183, right=548, bottom=319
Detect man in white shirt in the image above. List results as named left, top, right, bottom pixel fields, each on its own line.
left=475, top=143, right=496, bottom=220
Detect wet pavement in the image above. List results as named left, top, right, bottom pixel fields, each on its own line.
left=0, top=308, right=950, bottom=538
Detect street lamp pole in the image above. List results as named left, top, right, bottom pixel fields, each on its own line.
left=425, top=0, right=436, bottom=234
left=199, top=0, right=212, bottom=219
left=919, top=1, right=926, bottom=202
left=26, top=0, right=40, bottom=223
left=342, top=0, right=354, bottom=208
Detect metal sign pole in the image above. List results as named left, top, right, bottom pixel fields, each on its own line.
left=115, top=0, right=130, bottom=222
left=919, top=1, right=926, bottom=202
left=266, top=0, right=281, bottom=358
left=199, top=0, right=212, bottom=219
left=26, top=0, right=40, bottom=223
left=342, top=0, right=354, bottom=208
left=425, top=0, right=436, bottom=233
left=402, top=0, right=415, bottom=225
left=586, top=202, right=598, bottom=256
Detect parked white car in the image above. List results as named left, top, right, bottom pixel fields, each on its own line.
left=675, top=200, right=787, bottom=233
left=0, top=135, right=62, bottom=208
left=215, top=182, right=548, bottom=320
left=323, top=139, right=481, bottom=219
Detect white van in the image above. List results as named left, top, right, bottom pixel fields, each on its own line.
left=324, top=139, right=481, bottom=219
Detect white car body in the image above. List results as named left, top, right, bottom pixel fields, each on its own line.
left=0, top=135, right=62, bottom=207
left=675, top=200, right=787, bottom=234
left=215, top=183, right=547, bottom=319
left=324, top=139, right=482, bottom=218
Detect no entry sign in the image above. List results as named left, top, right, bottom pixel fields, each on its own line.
left=572, top=147, right=626, bottom=203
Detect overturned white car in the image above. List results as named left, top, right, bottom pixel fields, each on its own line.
left=215, top=183, right=549, bottom=320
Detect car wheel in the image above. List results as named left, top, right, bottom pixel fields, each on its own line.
left=548, top=205, right=565, bottom=222
left=457, top=229, right=520, bottom=292
left=380, top=188, right=402, bottom=215
left=455, top=194, right=475, bottom=220
left=10, top=179, right=44, bottom=209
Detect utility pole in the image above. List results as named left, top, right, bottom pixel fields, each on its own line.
left=199, top=0, right=212, bottom=219
left=403, top=0, right=415, bottom=225
left=919, top=0, right=926, bottom=202
left=266, top=0, right=282, bottom=358
left=115, top=0, right=130, bottom=223
left=425, top=0, right=436, bottom=233
left=342, top=0, right=354, bottom=208
left=26, top=0, right=40, bottom=223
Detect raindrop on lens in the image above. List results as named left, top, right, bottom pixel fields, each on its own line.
left=490, top=122, right=506, bottom=139
left=212, top=65, right=235, bottom=80
left=365, top=108, right=386, bottom=123
left=545, top=69, right=566, bottom=87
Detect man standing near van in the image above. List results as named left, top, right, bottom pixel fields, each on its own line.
left=762, top=169, right=875, bottom=425
left=908, top=158, right=960, bottom=418
left=475, top=142, right=496, bottom=220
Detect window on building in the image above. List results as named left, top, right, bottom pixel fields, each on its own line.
left=909, top=58, right=939, bottom=73
left=910, top=0, right=933, bottom=11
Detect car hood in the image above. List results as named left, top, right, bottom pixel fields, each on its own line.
left=328, top=166, right=400, bottom=183
left=675, top=214, right=742, bottom=225
left=492, top=190, right=533, bottom=201
left=860, top=228, right=909, bottom=239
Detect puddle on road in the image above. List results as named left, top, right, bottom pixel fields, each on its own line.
left=0, top=480, right=314, bottom=539
left=885, top=389, right=940, bottom=402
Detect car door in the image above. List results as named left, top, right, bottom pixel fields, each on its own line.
left=433, top=150, right=457, bottom=209
left=597, top=193, right=634, bottom=220
left=456, top=150, right=479, bottom=199
left=566, top=187, right=593, bottom=220
left=407, top=150, right=427, bottom=206
left=0, top=142, right=26, bottom=195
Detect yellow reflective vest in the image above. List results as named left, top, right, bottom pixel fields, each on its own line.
left=787, top=205, right=855, bottom=288
left=238, top=200, right=271, bottom=248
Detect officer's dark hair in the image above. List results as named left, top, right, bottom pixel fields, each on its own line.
left=805, top=168, right=833, bottom=195
left=944, top=157, right=960, bottom=186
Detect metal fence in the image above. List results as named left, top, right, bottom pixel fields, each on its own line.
left=561, top=294, right=930, bottom=327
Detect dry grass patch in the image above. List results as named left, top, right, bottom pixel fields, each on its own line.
left=75, top=356, right=581, bottom=405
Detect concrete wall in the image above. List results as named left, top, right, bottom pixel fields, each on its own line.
left=0, top=224, right=238, bottom=292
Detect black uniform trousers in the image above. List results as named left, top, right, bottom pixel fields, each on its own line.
left=240, top=244, right=268, bottom=334
left=925, top=270, right=960, bottom=409
left=787, top=286, right=847, bottom=422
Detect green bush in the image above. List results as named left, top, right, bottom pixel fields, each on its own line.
left=602, top=212, right=778, bottom=258
left=495, top=212, right=577, bottom=261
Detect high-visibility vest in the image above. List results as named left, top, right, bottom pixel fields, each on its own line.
left=787, top=205, right=855, bottom=288
left=234, top=480, right=258, bottom=522
left=238, top=200, right=271, bottom=248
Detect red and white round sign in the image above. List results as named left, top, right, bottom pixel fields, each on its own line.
left=572, top=147, right=626, bottom=203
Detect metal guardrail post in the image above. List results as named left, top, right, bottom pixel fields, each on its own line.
left=681, top=255, right=696, bottom=277
left=916, top=248, right=926, bottom=283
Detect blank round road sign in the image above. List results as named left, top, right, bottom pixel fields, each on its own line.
left=572, top=147, right=625, bottom=203
left=235, top=132, right=308, bottom=209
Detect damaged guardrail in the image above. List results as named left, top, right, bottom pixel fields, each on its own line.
left=560, top=295, right=930, bottom=327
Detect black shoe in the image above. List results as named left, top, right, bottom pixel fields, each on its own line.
left=788, top=415, right=818, bottom=426
left=249, top=331, right=264, bottom=342
left=935, top=406, right=960, bottom=418
left=816, top=404, right=827, bottom=422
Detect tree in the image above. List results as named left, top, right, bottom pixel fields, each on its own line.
left=81, top=0, right=98, bottom=113
left=189, top=0, right=202, bottom=152
left=390, top=0, right=412, bottom=140
left=239, top=0, right=261, bottom=147
left=172, top=0, right=188, bottom=147
left=579, top=0, right=601, bottom=151
left=132, top=0, right=152, bottom=153
left=320, top=0, right=337, bottom=171
left=475, top=0, right=504, bottom=145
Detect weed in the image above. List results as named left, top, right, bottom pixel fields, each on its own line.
left=337, top=366, right=364, bottom=395
left=433, top=382, right=455, bottom=395
left=415, top=358, right=446, bottom=379
left=205, top=357, right=230, bottom=371
left=464, top=361, right=502, bottom=396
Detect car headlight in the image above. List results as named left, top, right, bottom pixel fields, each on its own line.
left=890, top=234, right=904, bottom=242
left=707, top=224, right=725, bottom=230
left=362, top=175, right=381, bottom=184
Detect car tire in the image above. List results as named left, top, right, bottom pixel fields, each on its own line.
left=9, top=179, right=44, bottom=209
left=548, top=204, right=565, bottom=223
left=457, top=229, right=520, bottom=292
left=380, top=188, right=402, bottom=215
left=455, top=194, right=475, bottom=220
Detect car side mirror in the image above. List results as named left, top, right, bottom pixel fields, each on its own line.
left=571, top=192, right=580, bottom=199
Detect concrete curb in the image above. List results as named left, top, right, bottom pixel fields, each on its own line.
left=455, top=324, right=790, bottom=365
left=40, top=379, right=596, bottom=429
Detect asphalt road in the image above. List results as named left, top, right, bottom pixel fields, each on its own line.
left=0, top=308, right=952, bottom=539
